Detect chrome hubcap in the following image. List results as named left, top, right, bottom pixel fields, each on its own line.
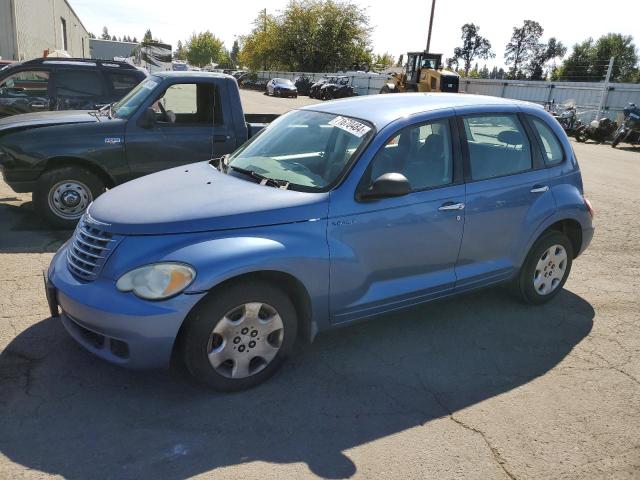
left=207, top=302, right=284, bottom=379
left=48, top=181, right=92, bottom=220
left=533, top=244, right=567, bottom=295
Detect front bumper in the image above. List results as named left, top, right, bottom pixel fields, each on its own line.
left=47, top=245, right=206, bottom=369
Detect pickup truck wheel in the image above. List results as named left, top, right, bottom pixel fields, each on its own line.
left=34, top=166, right=105, bottom=229
left=183, top=281, right=298, bottom=391
left=514, top=231, right=573, bottom=305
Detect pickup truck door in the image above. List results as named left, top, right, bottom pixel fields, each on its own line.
left=125, top=81, right=234, bottom=178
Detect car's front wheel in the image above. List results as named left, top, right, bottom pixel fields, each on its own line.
left=514, top=231, right=574, bottom=304
left=34, top=166, right=106, bottom=229
left=182, top=281, right=298, bottom=391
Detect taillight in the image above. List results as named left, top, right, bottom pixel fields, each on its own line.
left=584, top=196, right=594, bottom=218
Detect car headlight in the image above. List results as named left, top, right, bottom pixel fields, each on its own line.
left=116, top=262, right=196, bottom=300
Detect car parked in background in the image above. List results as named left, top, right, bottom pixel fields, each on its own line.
left=0, top=72, right=277, bottom=228
left=266, top=78, right=298, bottom=98
left=308, top=75, right=331, bottom=98
left=45, top=93, right=594, bottom=391
left=318, top=76, right=356, bottom=100
left=0, top=58, right=146, bottom=118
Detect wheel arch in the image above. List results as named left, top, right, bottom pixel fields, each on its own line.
left=42, top=156, right=116, bottom=189
left=171, top=269, right=315, bottom=368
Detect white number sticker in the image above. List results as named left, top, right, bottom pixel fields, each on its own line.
left=329, top=116, right=371, bottom=138
left=141, top=79, right=158, bottom=90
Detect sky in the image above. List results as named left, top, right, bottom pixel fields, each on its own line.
left=69, top=0, right=640, bottom=70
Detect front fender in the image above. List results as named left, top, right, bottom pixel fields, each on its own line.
left=103, top=220, right=331, bottom=331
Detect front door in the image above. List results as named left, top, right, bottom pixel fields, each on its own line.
left=328, top=115, right=465, bottom=323
left=125, top=82, right=231, bottom=178
left=455, top=111, right=555, bottom=289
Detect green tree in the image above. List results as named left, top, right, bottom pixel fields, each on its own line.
left=230, top=40, right=240, bottom=66
left=143, top=29, right=153, bottom=43
left=101, top=26, right=110, bottom=40
left=452, top=23, right=494, bottom=76
left=505, top=20, right=543, bottom=79
left=239, top=0, right=372, bottom=72
left=374, top=52, right=395, bottom=69
left=526, top=37, right=566, bottom=80
left=174, top=40, right=187, bottom=60
left=557, top=34, right=638, bottom=82
left=396, top=54, right=404, bottom=67
left=185, top=31, right=225, bottom=68
left=479, top=64, right=490, bottom=78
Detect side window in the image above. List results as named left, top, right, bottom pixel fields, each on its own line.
left=363, top=119, right=453, bottom=191
left=55, top=70, right=105, bottom=98
left=0, top=70, right=49, bottom=97
left=463, top=114, right=532, bottom=181
left=107, top=73, right=140, bottom=97
left=529, top=116, right=564, bottom=165
left=153, top=83, right=222, bottom=125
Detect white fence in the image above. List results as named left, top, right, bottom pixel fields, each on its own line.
left=255, top=70, right=640, bottom=122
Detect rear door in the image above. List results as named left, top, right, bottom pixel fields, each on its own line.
left=454, top=107, right=555, bottom=289
left=125, top=80, right=232, bottom=178
left=0, top=69, right=52, bottom=117
left=52, top=68, right=110, bottom=110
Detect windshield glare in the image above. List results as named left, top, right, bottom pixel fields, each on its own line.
left=228, top=110, right=373, bottom=191
left=112, top=76, right=159, bottom=118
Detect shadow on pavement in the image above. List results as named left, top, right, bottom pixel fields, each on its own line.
left=0, top=288, right=593, bottom=479
left=0, top=200, right=72, bottom=253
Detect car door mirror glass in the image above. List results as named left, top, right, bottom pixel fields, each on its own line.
left=357, top=173, right=411, bottom=201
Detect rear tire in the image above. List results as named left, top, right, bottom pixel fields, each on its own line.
left=513, top=231, right=573, bottom=305
left=611, top=130, right=624, bottom=148
left=182, top=281, right=298, bottom=391
left=33, top=166, right=105, bottom=229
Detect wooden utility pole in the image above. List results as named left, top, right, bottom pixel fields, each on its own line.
left=426, top=0, right=436, bottom=52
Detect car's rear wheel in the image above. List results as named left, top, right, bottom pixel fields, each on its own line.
left=514, top=231, right=573, bottom=304
left=34, top=166, right=106, bottom=229
left=182, top=281, right=298, bottom=391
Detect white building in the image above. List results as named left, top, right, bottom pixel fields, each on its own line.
left=0, top=0, right=90, bottom=61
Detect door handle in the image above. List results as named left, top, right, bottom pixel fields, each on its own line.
left=438, top=202, right=465, bottom=211
left=29, top=102, right=46, bottom=109
left=530, top=185, right=549, bottom=193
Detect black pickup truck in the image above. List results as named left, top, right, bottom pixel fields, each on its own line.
left=0, top=72, right=276, bottom=228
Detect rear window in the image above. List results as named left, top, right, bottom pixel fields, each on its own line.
left=529, top=116, right=564, bottom=165
left=107, top=73, right=141, bottom=96
left=55, top=70, right=105, bottom=97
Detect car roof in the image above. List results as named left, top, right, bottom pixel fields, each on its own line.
left=301, top=93, right=539, bottom=129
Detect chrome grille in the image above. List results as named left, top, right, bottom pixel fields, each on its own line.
left=67, top=216, right=121, bottom=281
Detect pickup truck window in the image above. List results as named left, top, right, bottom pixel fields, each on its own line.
left=153, top=83, right=223, bottom=126
left=228, top=110, right=373, bottom=191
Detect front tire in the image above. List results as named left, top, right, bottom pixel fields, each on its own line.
left=514, top=231, right=573, bottom=305
left=33, top=166, right=105, bottom=229
left=182, top=281, right=298, bottom=391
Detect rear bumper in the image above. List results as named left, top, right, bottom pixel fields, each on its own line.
left=578, top=225, right=594, bottom=257
left=48, top=246, right=206, bottom=369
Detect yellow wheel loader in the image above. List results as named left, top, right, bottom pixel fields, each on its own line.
left=381, top=52, right=459, bottom=94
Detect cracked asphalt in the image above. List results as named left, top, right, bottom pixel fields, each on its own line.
left=0, top=93, right=639, bottom=479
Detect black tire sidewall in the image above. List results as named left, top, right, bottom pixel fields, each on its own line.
left=183, top=281, right=298, bottom=391
left=33, top=166, right=105, bottom=229
left=517, top=231, right=574, bottom=305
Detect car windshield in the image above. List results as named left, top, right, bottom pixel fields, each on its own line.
left=112, top=76, right=159, bottom=118
left=227, top=110, right=374, bottom=191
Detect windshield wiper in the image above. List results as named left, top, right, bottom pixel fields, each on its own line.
left=229, top=165, right=290, bottom=189
left=87, top=111, right=102, bottom=122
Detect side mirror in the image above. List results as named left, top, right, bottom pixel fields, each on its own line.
left=139, top=107, right=157, bottom=128
left=357, top=173, right=411, bottom=201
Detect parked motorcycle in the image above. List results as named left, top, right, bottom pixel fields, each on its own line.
left=575, top=117, right=618, bottom=143
left=550, top=102, right=582, bottom=136
left=611, top=103, right=640, bottom=148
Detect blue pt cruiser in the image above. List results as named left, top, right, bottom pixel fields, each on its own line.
left=46, top=93, right=594, bottom=391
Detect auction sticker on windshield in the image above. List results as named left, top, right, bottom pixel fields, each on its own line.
left=141, top=79, right=159, bottom=90
left=329, top=116, right=371, bottom=138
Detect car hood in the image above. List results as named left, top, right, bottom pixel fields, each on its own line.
left=0, top=110, right=99, bottom=132
left=88, top=161, right=329, bottom=235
